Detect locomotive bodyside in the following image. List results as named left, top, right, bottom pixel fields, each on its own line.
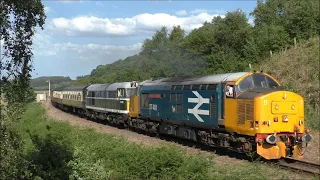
left=85, top=82, right=138, bottom=123
left=50, top=71, right=312, bottom=161
left=134, top=72, right=312, bottom=160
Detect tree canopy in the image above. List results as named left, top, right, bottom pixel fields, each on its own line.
left=73, top=0, right=319, bottom=85
left=1, top=0, right=46, bottom=118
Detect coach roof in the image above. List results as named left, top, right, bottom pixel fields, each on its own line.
left=63, top=85, right=88, bottom=91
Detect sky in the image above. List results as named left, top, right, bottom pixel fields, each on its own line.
left=15, top=0, right=258, bottom=79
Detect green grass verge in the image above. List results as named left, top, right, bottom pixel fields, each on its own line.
left=10, top=103, right=308, bottom=179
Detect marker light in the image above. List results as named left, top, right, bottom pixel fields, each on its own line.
left=291, top=105, right=295, bottom=110
left=274, top=117, right=278, bottom=122
left=299, top=120, right=304, bottom=125
left=282, top=115, right=288, bottom=122
left=275, top=104, right=279, bottom=110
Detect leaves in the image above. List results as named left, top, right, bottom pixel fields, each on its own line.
left=1, top=0, right=46, bottom=119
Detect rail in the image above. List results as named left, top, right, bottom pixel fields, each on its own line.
left=275, top=158, right=320, bottom=177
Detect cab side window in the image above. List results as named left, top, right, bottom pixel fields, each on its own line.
left=225, top=84, right=234, bottom=98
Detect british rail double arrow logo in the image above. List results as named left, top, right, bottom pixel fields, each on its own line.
left=188, top=91, right=210, bottom=122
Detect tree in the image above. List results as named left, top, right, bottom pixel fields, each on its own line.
left=244, top=24, right=290, bottom=63
left=169, top=25, right=185, bottom=43
left=1, top=0, right=46, bottom=118
left=251, top=0, right=319, bottom=40
left=0, top=0, right=46, bottom=178
left=184, top=10, right=252, bottom=74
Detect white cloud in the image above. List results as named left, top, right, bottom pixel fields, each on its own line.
left=44, top=6, right=51, bottom=13
left=32, top=32, right=142, bottom=58
left=175, top=10, right=187, bottom=16
left=190, top=9, right=226, bottom=15
left=112, top=5, right=118, bottom=8
left=190, top=9, right=207, bottom=14
left=49, top=12, right=222, bottom=37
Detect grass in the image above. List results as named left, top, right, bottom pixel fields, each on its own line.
left=261, top=36, right=320, bottom=130
left=10, top=103, right=311, bottom=180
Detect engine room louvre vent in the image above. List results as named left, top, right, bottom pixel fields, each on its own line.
left=238, top=101, right=246, bottom=125
left=246, top=101, right=254, bottom=121
left=238, top=100, right=254, bottom=125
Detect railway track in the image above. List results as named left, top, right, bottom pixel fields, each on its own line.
left=274, top=158, right=320, bottom=177
left=49, top=103, right=320, bottom=178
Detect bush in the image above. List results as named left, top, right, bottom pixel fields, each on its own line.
left=10, top=103, right=298, bottom=179
left=0, top=121, right=30, bottom=179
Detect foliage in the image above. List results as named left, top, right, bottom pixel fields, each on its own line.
left=1, top=0, right=46, bottom=119
left=30, top=76, right=73, bottom=91
left=261, top=36, right=320, bottom=130
left=183, top=10, right=254, bottom=74
left=11, top=103, right=295, bottom=179
left=0, top=0, right=46, bottom=179
left=251, top=0, right=320, bottom=40
left=0, top=122, right=30, bottom=180
left=74, top=2, right=319, bottom=85
left=27, top=132, right=74, bottom=180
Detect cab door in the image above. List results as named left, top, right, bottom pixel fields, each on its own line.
left=218, top=83, right=225, bottom=127
left=222, top=83, right=238, bottom=133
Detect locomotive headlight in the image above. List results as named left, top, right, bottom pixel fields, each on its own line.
left=291, top=105, right=295, bottom=110
left=275, top=104, right=279, bottom=110
left=266, top=133, right=278, bottom=144
left=302, top=134, right=312, bottom=143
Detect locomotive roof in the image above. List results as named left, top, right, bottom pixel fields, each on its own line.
left=106, top=82, right=136, bottom=91
left=63, top=85, right=88, bottom=91
left=86, top=84, right=110, bottom=91
left=140, top=72, right=249, bottom=86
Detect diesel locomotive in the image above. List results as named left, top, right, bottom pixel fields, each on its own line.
left=50, top=71, right=313, bottom=160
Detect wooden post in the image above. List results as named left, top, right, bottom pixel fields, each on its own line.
left=270, top=50, right=272, bottom=57
left=294, top=37, right=297, bottom=48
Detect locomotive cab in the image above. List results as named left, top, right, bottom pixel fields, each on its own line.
left=223, top=72, right=312, bottom=160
